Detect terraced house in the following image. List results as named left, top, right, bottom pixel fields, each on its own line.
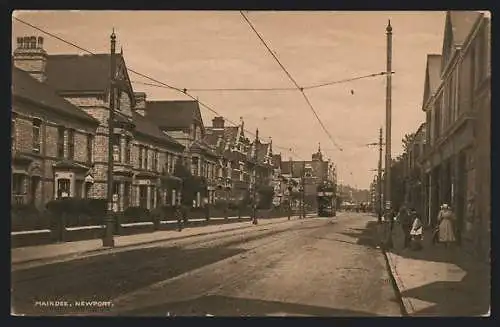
left=205, top=117, right=274, bottom=205
left=205, top=117, right=251, bottom=203
left=142, top=100, right=219, bottom=207
left=11, top=62, right=99, bottom=209
left=12, top=34, right=186, bottom=212
left=420, top=11, right=490, bottom=259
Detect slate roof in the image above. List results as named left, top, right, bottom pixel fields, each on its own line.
left=12, top=66, right=98, bottom=124
left=281, top=161, right=309, bottom=178
left=45, top=54, right=120, bottom=92
left=132, top=112, right=184, bottom=149
left=145, top=100, right=203, bottom=130
left=422, top=54, right=442, bottom=109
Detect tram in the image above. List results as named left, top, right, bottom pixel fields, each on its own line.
left=317, top=182, right=336, bottom=217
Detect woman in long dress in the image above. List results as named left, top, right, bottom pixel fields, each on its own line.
left=409, top=209, right=424, bottom=251
left=437, top=203, right=456, bottom=247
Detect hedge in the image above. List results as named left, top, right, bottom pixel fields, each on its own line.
left=45, top=198, right=107, bottom=227
left=11, top=204, right=51, bottom=232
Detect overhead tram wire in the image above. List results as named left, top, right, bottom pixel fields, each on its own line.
left=130, top=70, right=391, bottom=92
left=239, top=11, right=346, bottom=153
left=13, top=16, right=306, bottom=161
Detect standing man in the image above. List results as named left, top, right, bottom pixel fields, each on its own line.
left=396, top=203, right=412, bottom=248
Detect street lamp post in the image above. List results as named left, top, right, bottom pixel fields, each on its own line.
left=102, top=29, right=117, bottom=248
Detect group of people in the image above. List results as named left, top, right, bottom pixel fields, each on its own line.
left=380, top=203, right=458, bottom=251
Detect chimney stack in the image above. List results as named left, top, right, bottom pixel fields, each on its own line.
left=134, top=92, right=147, bottom=116
left=13, top=35, right=48, bottom=83
left=212, top=116, right=225, bottom=129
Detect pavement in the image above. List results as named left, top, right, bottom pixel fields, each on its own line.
left=12, top=215, right=314, bottom=269
left=11, top=212, right=401, bottom=317
left=385, top=222, right=491, bottom=317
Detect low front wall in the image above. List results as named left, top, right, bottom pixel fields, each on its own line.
left=10, top=216, right=257, bottom=248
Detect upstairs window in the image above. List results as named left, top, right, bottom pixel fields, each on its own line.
left=153, top=150, right=158, bottom=172
left=192, top=157, right=199, bottom=176
left=112, top=134, right=121, bottom=162
left=125, top=137, right=131, bottom=164
left=67, top=129, right=75, bottom=160
left=57, top=127, right=65, bottom=158
left=87, top=134, right=93, bottom=163
left=32, top=119, right=41, bottom=153
left=144, top=147, right=148, bottom=170
left=138, top=146, right=143, bottom=169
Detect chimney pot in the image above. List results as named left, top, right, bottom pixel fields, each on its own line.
left=37, top=36, right=44, bottom=48
left=17, top=37, right=23, bottom=48
left=212, top=116, right=225, bottom=128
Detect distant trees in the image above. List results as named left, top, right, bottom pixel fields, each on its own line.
left=173, top=160, right=206, bottom=207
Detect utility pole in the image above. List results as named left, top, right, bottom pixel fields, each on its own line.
left=377, top=127, right=383, bottom=222
left=385, top=20, right=393, bottom=214
left=103, top=29, right=116, bottom=248
left=252, top=129, right=259, bottom=225
left=301, top=160, right=306, bottom=218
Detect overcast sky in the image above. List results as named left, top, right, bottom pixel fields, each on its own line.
left=12, top=10, right=446, bottom=189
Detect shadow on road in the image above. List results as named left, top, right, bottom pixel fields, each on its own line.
left=11, top=246, right=246, bottom=315
left=339, top=221, right=380, bottom=248
left=118, top=294, right=381, bottom=317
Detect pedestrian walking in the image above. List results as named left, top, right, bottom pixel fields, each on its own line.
left=437, top=203, right=457, bottom=248
left=252, top=202, right=258, bottom=225
left=409, top=209, right=424, bottom=251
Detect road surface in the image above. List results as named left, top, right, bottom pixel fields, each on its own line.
left=11, top=213, right=401, bottom=317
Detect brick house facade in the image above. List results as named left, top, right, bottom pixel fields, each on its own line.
left=12, top=62, right=99, bottom=209
left=12, top=34, right=186, bottom=212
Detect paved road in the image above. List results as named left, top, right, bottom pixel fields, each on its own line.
left=11, top=213, right=401, bottom=317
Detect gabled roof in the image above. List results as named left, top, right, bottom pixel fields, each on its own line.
left=145, top=100, right=203, bottom=130
left=422, top=54, right=442, bottom=110
left=12, top=66, right=98, bottom=124
left=204, top=129, right=227, bottom=155
left=224, top=126, right=239, bottom=144
left=132, top=112, right=184, bottom=149
left=256, top=142, right=270, bottom=163
left=45, top=53, right=134, bottom=104
left=441, top=11, right=482, bottom=74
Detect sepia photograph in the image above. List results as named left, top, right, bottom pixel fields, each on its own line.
left=10, top=10, right=491, bottom=317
